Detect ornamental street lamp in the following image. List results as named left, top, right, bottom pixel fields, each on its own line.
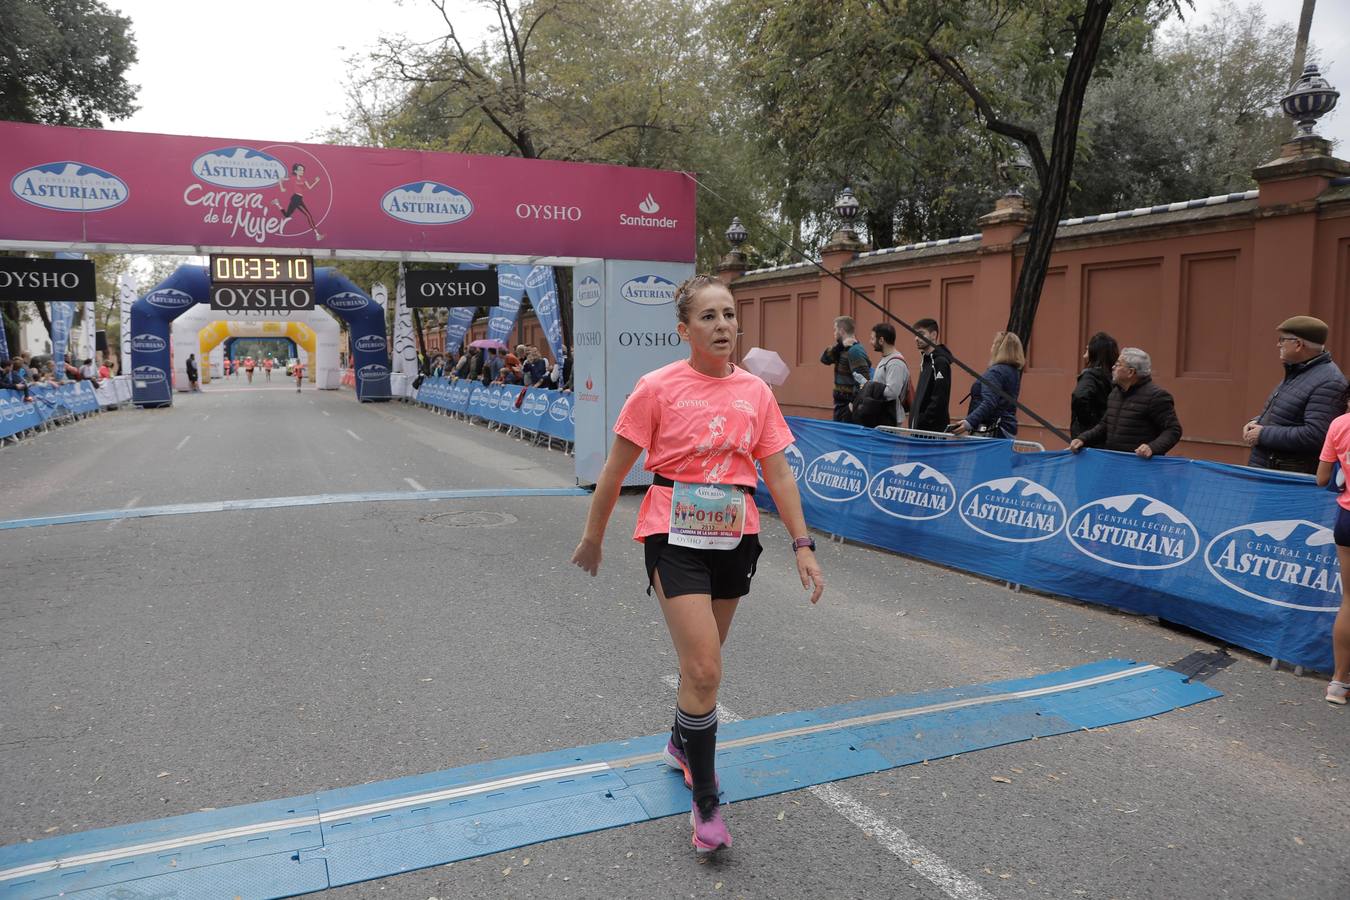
left=999, top=148, right=1033, bottom=197
left=719, top=217, right=750, bottom=275
left=827, top=187, right=863, bottom=248
left=725, top=217, right=748, bottom=250
left=1282, top=63, right=1339, bottom=140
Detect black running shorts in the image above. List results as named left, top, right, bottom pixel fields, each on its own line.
left=644, top=533, right=763, bottom=601
left=1335, top=506, right=1350, bottom=548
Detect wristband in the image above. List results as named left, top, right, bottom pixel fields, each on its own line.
left=792, top=536, right=816, bottom=552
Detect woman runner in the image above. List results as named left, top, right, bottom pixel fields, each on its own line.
left=272, top=163, right=323, bottom=240
left=571, top=274, right=825, bottom=854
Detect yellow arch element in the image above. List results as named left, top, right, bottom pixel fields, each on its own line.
left=197, top=320, right=317, bottom=383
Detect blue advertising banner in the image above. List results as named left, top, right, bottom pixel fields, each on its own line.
left=0, top=382, right=99, bottom=438
left=756, top=417, right=1339, bottom=672
left=414, top=376, right=574, bottom=443
left=488, top=266, right=528, bottom=345
left=523, top=265, right=566, bottom=366
left=50, top=299, right=75, bottom=374
left=444, top=305, right=475, bottom=356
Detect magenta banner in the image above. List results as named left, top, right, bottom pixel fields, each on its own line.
left=0, top=122, right=696, bottom=262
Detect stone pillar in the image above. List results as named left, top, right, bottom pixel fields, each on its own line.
left=819, top=231, right=867, bottom=322
left=974, top=192, right=1033, bottom=349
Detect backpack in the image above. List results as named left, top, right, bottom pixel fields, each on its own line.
left=851, top=380, right=898, bottom=428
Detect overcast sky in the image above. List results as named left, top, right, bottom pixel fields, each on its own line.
left=111, top=0, right=1347, bottom=150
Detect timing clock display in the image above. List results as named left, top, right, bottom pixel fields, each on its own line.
left=210, top=254, right=313, bottom=284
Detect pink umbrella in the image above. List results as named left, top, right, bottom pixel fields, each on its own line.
left=741, top=347, right=790, bottom=386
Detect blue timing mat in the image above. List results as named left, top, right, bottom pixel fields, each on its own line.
left=0, top=659, right=1219, bottom=899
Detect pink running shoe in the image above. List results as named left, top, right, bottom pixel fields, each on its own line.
left=690, top=801, right=731, bottom=854
left=662, top=738, right=720, bottom=791
left=662, top=737, right=693, bottom=787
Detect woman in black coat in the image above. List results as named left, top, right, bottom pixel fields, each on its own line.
left=1071, top=332, right=1119, bottom=438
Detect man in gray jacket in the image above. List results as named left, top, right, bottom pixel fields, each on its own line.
left=1244, top=316, right=1347, bottom=473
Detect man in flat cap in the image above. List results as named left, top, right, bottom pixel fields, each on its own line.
left=1244, top=316, right=1347, bottom=473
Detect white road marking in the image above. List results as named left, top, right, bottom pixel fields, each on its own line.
left=199, top=414, right=211, bottom=421
left=345, top=429, right=362, bottom=442
left=106, top=495, right=140, bottom=531
left=321, top=410, right=330, bottom=416
left=404, top=477, right=426, bottom=491
left=175, top=435, right=191, bottom=451
left=660, top=674, right=996, bottom=900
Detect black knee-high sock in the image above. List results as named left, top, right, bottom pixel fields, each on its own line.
left=676, top=706, right=719, bottom=813
left=670, top=675, right=683, bottom=749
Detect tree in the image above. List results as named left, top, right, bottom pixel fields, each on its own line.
left=1071, top=3, right=1297, bottom=214
left=344, top=0, right=768, bottom=270
left=0, top=0, right=138, bottom=125
left=909, top=0, right=1188, bottom=342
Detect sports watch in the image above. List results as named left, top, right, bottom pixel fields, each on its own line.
left=791, top=536, right=817, bottom=553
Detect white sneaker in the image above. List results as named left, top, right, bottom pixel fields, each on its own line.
left=1326, top=681, right=1348, bottom=705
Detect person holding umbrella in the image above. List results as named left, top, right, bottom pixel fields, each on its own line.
left=571, top=274, right=824, bottom=855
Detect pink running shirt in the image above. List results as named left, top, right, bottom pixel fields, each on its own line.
left=613, top=360, right=795, bottom=541
left=1319, top=412, right=1350, bottom=511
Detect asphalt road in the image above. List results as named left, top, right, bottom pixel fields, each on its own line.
left=0, top=382, right=1344, bottom=900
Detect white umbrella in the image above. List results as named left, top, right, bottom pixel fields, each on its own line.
left=741, top=347, right=790, bottom=386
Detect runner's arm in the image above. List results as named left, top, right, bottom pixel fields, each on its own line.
left=571, top=435, right=644, bottom=575
left=760, top=452, right=824, bottom=604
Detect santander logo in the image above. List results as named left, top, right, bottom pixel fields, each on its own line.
left=639, top=194, right=660, bottom=214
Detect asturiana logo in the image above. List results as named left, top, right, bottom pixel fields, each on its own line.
left=960, top=477, right=1066, bottom=543
left=499, top=270, right=525, bottom=292
left=576, top=276, right=602, bottom=308
left=1205, top=519, right=1342, bottom=612
left=868, top=461, right=956, bottom=521
left=132, top=365, right=166, bottom=384
left=382, top=182, right=473, bottom=225
left=356, top=364, right=389, bottom=383
left=804, top=449, right=868, bottom=502
left=549, top=395, right=572, bottom=422
left=354, top=334, right=386, bottom=353
left=12, top=162, right=129, bottom=212
left=620, top=275, right=677, bottom=306
left=191, top=147, right=287, bottom=189
left=1067, top=493, right=1199, bottom=570
left=525, top=267, right=550, bottom=290
left=145, top=288, right=195, bottom=310
left=695, top=486, right=727, bottom=501
left=130, top=334, right=167, bottom=353
left=327, top=292, right=369, bottom=311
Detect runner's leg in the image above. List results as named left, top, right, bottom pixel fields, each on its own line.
left=656, top=573, right=722, bottom=815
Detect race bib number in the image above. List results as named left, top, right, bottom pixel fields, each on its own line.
left=668, top=481, right=746, bottom=550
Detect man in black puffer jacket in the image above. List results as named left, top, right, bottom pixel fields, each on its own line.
left=1244, top=316, right=1347, bottom=474
left=1069, top=347, right=1182, bottom=459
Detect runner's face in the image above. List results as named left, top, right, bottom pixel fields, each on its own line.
left=680, top=286, right=736, bottom=362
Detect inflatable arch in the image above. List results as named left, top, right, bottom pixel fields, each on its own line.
left=167, top=306, right=341, bottom=388
left=130, top=265, right=388, bottom=406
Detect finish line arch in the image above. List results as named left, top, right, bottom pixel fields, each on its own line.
left=2, top=121, right=697, bottom=480
left=131, top=265, right=385, bottom=406
left=168, top=306, right=341, bottom=388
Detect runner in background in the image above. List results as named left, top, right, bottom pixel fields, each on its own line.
left=571, top=274, right=824, bottom=855
left=294, top=360, right=304, bottom=393
left=264, top=356, right=273, bottom=382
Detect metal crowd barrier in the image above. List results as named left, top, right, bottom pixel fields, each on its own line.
left=876, top=425, right=1046, bottom=453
